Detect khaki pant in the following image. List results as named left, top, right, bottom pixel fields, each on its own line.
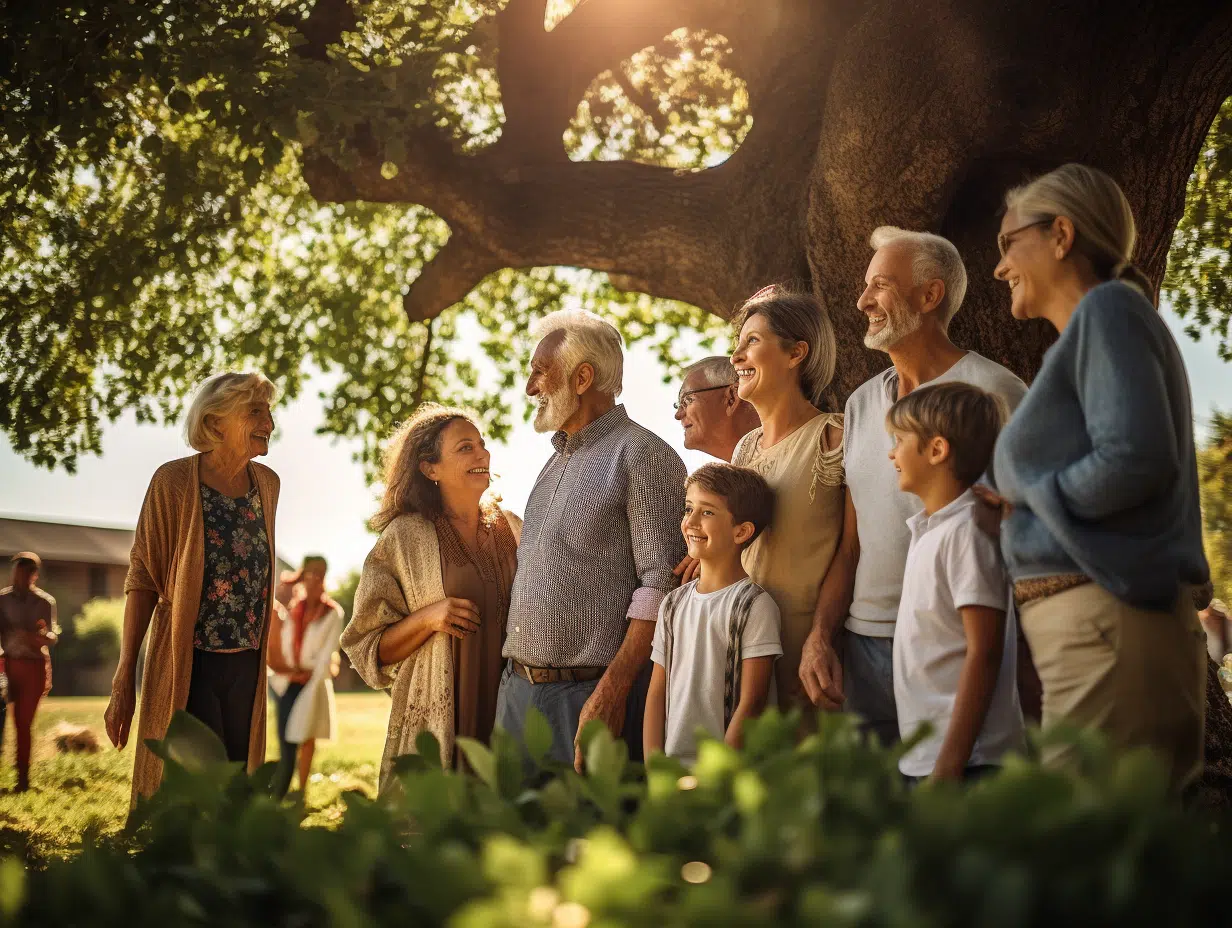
left=1019, top=582, right=1207, bottom=789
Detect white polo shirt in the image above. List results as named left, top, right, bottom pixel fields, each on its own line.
left=843, top=352, right=1027, bottom=638
left=893, top=489, right=1025, bottom=777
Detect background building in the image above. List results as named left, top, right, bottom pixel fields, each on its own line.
left=0, top=513, right=294, bottom=694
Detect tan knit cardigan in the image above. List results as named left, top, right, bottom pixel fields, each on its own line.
left=124, top=454, right=280, bottom=805
left=341, top=513, right=456, bottom=793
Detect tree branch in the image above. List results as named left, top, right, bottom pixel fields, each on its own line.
left=402, top=232, right=504, bottom=323
left=410, top=317, right=436, bottom=408
left=493, top=0, right=741, bottom=161
left=610, top=66, right=671, bottom=137
left=299, top=3, right=847, bottom=322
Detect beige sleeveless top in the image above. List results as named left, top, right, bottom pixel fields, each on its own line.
left=733, top=412, right=844, bottom=709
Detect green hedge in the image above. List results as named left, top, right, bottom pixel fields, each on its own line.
left=55, top=597, right=123, bottom=668
left=6, top=710, right=1229, bottom=927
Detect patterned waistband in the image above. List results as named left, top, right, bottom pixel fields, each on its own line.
left=1013, top=574, right=1092, bottom=608
left=511, top=660, right=606, bottom=685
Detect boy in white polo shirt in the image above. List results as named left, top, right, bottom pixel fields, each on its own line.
left=644, top=463, right=782, bottom=764
left=886, top=382, right=1025, bottom=781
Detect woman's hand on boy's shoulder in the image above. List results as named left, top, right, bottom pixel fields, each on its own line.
left=971, top=485, right=1012, bottom=538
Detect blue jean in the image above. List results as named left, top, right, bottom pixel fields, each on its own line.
left=494, top=660, right=652, bottom=766
left=842, top=630, right=900, bottom=746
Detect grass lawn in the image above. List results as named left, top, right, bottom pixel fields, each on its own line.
left=0, top=691, right=391, bottom=861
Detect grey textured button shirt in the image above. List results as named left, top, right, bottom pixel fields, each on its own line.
left=503, top=405, right=687, bottom=668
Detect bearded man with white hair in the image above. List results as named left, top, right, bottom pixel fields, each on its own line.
left=797, top=227, right=1028, bottom=745
left=496, top=310, right=687, bottom=771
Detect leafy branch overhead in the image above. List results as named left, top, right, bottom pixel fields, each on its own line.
left=0, top=0, right=734, bottom=474
left=2, top=0, right=1231, bottom=476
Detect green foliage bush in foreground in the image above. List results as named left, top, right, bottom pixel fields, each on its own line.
left=4, top=710, right=1228, bottom=927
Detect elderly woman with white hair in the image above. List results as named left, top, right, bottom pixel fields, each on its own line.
left=104, top=371, right=280, bottom=804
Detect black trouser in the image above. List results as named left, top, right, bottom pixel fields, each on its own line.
left=273, top=681, right=305, bottom=797
left=185, top=647, right=262, bottom=763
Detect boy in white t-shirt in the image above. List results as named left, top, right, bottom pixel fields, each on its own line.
left=886, top=382, right=1025, bottom=781
left=644, top=463, right=782, bottom=764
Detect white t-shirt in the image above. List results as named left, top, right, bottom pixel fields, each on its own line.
left=893, top=490, right=1026, bottom=777
left=651, top=577, right=782, bottom=764
left=844, top=352, right=1027, bottom=637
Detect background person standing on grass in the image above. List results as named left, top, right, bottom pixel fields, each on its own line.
left=0, top=552, right=58, bottom=792
left=104, top=371, right=281, bottom=805
left=267, top=555, right=343, bottom=799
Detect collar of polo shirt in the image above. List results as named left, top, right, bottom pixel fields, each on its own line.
left=551, top=404, right=629, bottom=455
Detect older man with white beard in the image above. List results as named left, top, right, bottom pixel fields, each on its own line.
left=495, top=310, right=687, bottom=771
left=797, top=227, right=1028, bottom=744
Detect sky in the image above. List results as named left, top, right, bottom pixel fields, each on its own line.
left=1, top=307, right=1229, bottom=589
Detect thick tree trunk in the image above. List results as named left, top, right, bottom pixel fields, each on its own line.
left=807, top=0, right=1232, bottom=397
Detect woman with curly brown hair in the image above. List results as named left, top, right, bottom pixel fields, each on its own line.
left=340, top=405, right=521, bottom=790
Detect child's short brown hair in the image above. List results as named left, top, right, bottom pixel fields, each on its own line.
left=885, top=382, right=1008, bottom=486
left=685, top=462, right=776, bottom=547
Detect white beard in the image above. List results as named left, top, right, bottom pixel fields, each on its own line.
left=863, top=296, right=924, bottom=352
left=533, top=383, right=580, bottom=433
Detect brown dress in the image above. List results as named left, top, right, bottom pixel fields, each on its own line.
left=435, top=513, right=518, bottom=747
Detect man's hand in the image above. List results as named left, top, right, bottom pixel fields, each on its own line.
left=574, top=676, right=629, bottom=772
left=798, top=626, right=844, bottom=710
left=930, top=758, right=965, bottom=781
left=672, top=556, right=701, bottom=585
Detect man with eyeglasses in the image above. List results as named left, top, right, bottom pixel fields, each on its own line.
left=674, top=357, right=761, bottom=463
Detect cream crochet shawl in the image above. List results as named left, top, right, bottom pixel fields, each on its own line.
left=341, top=513, right=454, bottom=792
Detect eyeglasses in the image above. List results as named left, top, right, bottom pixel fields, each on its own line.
left=674, top=383, right=733, bottom=411
left=998, top=218, right=1054, bottom=257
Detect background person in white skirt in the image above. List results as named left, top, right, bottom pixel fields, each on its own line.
left=268, top=555, right=344, bottom=798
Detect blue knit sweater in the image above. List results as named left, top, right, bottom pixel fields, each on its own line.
left=991, top=281, right=1209, bottom=610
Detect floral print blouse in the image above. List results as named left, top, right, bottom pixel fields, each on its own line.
left=194, top=483, right=270, bottom=651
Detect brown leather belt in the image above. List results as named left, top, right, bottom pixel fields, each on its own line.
left=1014, top=573, right=1092, bottom=608
left=511, top=660, right=606, bottom=685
